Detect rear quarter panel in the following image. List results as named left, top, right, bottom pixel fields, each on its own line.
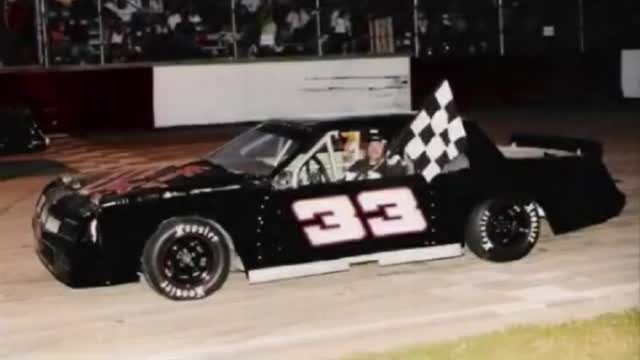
left=504, top=156, right=625, bottom=234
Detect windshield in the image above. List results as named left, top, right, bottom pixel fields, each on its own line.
left=206, top=128, right=299, bottom=176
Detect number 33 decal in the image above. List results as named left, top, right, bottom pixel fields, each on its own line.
left=292, top=187, right=428, bottom=247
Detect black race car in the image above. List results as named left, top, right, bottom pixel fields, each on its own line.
left=0, top=108, right=49, bottom=155
left=32, top=113, right=625, bottom=300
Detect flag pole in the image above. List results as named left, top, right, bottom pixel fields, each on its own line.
left=231, top=0, right=238, bottom=59
left=97, top=0, right=105, bottom=64
left=315, top=0, right=322, bottom=56
left=34, top=0, right=44, bottom=66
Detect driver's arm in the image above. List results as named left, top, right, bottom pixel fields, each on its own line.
left=344, top=160, right=365, bottom=181
left=344, top=170, right=358, bottom=181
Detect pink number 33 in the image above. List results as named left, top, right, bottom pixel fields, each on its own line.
left=292, top=187, right=428, bottom=247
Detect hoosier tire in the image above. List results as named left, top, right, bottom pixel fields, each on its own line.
left=142, top=217, right=230, bottom=300
left=465, top=198, right=541, bottom=262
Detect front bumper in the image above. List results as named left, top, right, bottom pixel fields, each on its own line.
left=34, top=229, right=108, bottom=287
left=32, top=192, right=108, bottom=287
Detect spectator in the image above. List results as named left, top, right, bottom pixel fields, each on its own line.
left=67, top=17, right=91, bottom=64
left=153, top=19, right=170, bottom=35
left=166, top=11, right=181, bottom=31
left=174, top=10, right=197, bottom=40
left=167, top=7, right=201, bottom=32
left=439, top=13, right=453, bottom=55
left=104, top=0, right=139, bottom=23
left=240, top=0, right=261, bottom=14
left=142, top=0, right=163, bottom=13
left=131, top=0, right=163, bottom=42
left=246, top=2, right=280, bottom=56
left=235, top=0, right=261, bottom=57
left=186, top=6, right=202, bottom=26
left=109, top=20, right=128, bottom=62
left=330, top=8, right=351, bottom=54
left=285, top=4, right=310, bottom=44
left=49, top=20, right=69, bottom=63
left=49, top=20, right=67, bottom=45
left=416, top=10, right=431, bottom=56
left=258, top=15, right=278, bottom=55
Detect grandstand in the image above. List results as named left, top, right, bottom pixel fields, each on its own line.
left=0, top=0, right=636, bottom=67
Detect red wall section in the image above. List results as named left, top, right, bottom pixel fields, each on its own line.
left=0, top=66, right=154, bottom=133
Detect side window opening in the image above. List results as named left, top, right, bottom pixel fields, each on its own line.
left=276, top=126, right=455, bottom=190
left=341, top=128, right=410, bottom=182
left=297, top=141, right=334, bottom=186
left=276, top=131, right=339, bottom=189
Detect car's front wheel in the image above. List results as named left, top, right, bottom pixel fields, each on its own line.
left=142, top=217, right=230, bottom=300
left=465, top=198, right=541, bottom=262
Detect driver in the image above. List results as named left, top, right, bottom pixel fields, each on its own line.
left=344, top=129, right=404, bottom=181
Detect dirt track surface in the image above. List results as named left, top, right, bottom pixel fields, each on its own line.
left=0, top=105, right=638, bottom=360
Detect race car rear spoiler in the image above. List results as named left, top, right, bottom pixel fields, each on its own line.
left=509, top=133, right=603, bottom=158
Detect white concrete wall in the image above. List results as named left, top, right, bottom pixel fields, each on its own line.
left=622, top=49, right=640, bottom=99
left=153, top=57, right=411, bottom=128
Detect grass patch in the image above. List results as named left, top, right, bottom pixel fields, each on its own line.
left=344, top=310, right=640, bottom=360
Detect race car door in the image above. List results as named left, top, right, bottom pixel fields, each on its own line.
left=254, top=130, right=460, bottom=279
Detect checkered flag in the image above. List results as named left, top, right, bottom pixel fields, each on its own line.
left=388, top=80, right=467, bottom=182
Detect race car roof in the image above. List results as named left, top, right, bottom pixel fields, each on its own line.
left=262, top=112, right=418, bottom=135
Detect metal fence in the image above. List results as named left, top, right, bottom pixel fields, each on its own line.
left=0, top=0, right=637, bottom=67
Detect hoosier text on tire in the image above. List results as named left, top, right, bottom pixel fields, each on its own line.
left=141, top=217, right=231, bottom=300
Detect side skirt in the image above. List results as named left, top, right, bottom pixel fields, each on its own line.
left=247, top=243, right=464, bottom=284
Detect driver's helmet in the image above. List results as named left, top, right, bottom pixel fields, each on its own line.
left=365, top=128, right=386, bottom=144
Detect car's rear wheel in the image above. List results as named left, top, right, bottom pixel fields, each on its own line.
left=465, top=198, right=540, bottom=262
left=142, top=217, right=230, bottom=300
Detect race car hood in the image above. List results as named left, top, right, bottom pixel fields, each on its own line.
left=60, top=160, right=245, bottom=206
